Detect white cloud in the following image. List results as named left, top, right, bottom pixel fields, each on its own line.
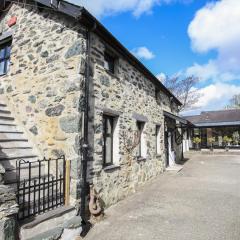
left=188, top=0, right=240, bottom=53
left=132, top=46, right=155, bottom=60
left=69, top=0, right=191, bottom=18
left=186, top=0, right=240, bottom=83
left=156, top=72, right=166, bottom=82
left=186, top=60, right=240, bottom=82
left=182, top=83, right=240, bottom=115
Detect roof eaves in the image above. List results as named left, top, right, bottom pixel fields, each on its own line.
left=195, top=121, right=240, bottom=127
left=163, top=111, right=187, bottom=124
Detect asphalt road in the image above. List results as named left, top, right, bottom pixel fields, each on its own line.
left=85, top=154, right=240, bottom=240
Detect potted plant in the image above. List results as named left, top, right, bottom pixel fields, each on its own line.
left=232, top=131, right=240, bottom=146
left=208, top=137, right=215, bottom=151
left=223, top=136, right=232, bottom=151
left=193, top=137, right=201, bottom=150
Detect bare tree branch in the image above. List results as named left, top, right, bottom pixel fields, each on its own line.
left=225, top=94, right=240, bottom=109
left=163, top=75, right=200, bottom=111
left=121, top=129, right=140, bottom=166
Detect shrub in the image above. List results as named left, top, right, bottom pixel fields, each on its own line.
left=208, top=137, right=215, bottom=144
left=223, top=136, right=232, bottom=145
left=193, top=137, right=201, bottom=144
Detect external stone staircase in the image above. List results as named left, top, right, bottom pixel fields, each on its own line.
left=0, top=101, right=40, bottom=187
left=0, top=100, right=84, bottom=239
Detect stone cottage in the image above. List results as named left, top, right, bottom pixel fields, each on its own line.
left=0, top=0, right=186, bottom=238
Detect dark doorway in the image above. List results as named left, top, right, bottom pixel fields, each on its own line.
left=165, top=131, right=169, bottom=167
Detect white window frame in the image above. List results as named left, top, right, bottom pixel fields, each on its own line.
left=156, top=125, right=161, bottom=155
left=136, top=121, right=147, bottom=158
left=102, top=114, right=120, bottom=167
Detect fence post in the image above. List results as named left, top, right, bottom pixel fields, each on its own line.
left=65, top=160, right=71, bottom=206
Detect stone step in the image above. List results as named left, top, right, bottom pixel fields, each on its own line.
left=0, top=156, right=39, bottom=172
left=0, top=115, right=15, bottom=121
left=0, top=140, right=32, bottom=148
left=19, top=192, right=63, bottom=209
left=0, top=128, right=23, bottom=133
left=0, top=147, right=35, bottom=157
left=0, top=118, right=15, bottom=125
left=1, top=146, right=33, bottom=150
left=0, top=124, right=19, bottom=132
left=26, top=227, right=63, bottom=240
left=0, top=153, right=38, bottom=160
left=0, top=104, right=7, bottom=109
left=20, top=206, right=76, bottom=240
left=0, top=138, right=28, bottom=142
left=0, top=132, right=25, bottom=140
left=4, top=160, right=44, bottom=185
left=0, top=109, right=11, bottom=115
left=5, top=171, right=50, bottom=185
left=22, top=215, right=83, bottom=240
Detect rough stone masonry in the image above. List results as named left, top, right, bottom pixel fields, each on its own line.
left=0, top=163, right=18, bottom=240
left=0, top=1, right=181, bottom=211
left=0, top=3, right=87, bottom=204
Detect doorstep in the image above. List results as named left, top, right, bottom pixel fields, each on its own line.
left=166, top=164, right=183, bottom=172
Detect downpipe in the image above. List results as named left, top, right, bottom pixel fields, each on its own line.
left=79, top=28, right=91, bottom=223
left=79, top=22, right=97, bottom=226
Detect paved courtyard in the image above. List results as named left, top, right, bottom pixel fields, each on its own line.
left=85, top=154, right=240, bottom=240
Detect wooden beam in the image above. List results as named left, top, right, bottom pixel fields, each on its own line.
left=65, top=160, right=70, bottom=206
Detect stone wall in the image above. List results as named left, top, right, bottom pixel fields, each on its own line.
left=0, top=163, right=18, bottom=240
left=88, top=33, right=180, bottom=207
left=0, top=2, right=181, bottom=210
left=0, top=3, right=86, bottom=203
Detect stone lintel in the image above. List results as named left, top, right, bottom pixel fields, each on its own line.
left=0, top=31, right=13, bottom=44
left=154, top=122, right=162, bottom=126
left=97, top=107, right=122, bottom=117
left=132, top=112, right=148, bottom=122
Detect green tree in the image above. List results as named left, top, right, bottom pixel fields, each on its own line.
left=193, top=137, right=201, bottom=150
left=208, top=137, right=215, bottom=151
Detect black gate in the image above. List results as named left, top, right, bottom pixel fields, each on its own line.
left=16, top=156, right=66, bottom=220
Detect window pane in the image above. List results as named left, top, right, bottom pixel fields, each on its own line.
left=137, top=121, right=143, bottom=157
left=5, top=59, right=10, bottom=73
left=104, top=52, right=115, bottom=74
left=5, top=46, right=11, bottom=58
left=156, top=126, right=161, bottom=154
left=105, top=135, right=112, bottom=164
left=106, top=118, right=112, bottom=134
left=103, top=116, right=113, bottom=166
left=0, top=48, right=5, bottom=60
left=0, top=61, right=5, bottom=75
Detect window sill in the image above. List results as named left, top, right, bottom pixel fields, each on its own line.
left=136, top=157, right=147, bottom=162
left=104, top=69, right=120, bottom=80
left=103, top=164, right=121, bottom=172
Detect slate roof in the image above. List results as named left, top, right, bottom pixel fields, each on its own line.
left=184, top=109, right=240, bottom=127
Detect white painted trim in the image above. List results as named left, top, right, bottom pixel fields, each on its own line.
left=156, top=126, right=161, bottom=155
left=113, top=117, right=120, bottom=165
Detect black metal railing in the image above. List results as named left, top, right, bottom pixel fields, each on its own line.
left=16, top=156, right=66, bottom=220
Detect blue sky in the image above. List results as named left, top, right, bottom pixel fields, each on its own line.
left=69, top=0, right=240, bottom=114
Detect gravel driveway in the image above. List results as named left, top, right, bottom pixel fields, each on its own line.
left=85, top=154, right=240, bottom=240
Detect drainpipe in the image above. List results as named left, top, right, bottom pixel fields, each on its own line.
left=79, top=22, right=96, bottom=222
